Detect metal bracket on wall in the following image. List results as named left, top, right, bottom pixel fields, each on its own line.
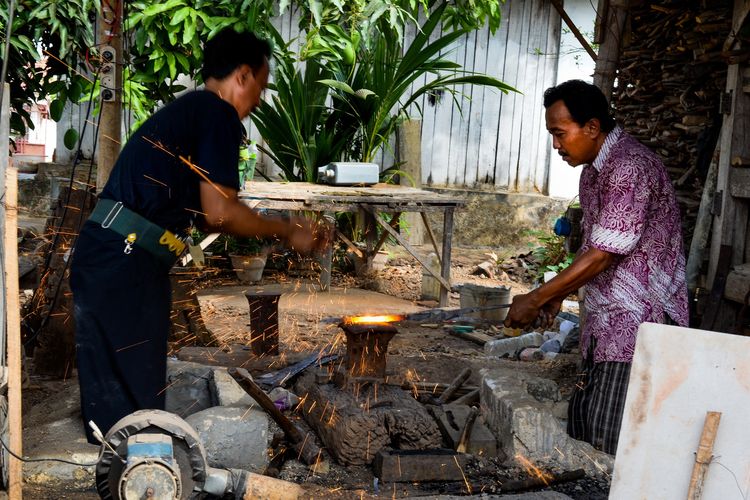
left=100, top=45, right=116, bottom=102
left=712, top=191, right=723, bottom=217
left=720, top=91, right=733, bottom=115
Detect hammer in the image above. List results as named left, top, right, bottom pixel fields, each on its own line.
left=229, top=368, right=323, bottom=466
left=419, top=367, right=472, bottom=406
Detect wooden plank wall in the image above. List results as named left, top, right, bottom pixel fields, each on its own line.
left=254, top=1, right=561, bottom=193
left=416, top=0, right=561, bottom=193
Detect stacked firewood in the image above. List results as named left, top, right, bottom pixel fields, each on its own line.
left=613, top=1, right=734, bottom=244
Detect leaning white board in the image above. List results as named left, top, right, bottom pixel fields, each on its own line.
left=610, top=323, right=750, bottom=499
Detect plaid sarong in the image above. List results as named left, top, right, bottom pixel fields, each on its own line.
left=567, top=345, right=631, bottom=455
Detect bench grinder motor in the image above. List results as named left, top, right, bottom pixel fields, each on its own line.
left=95, top=409, right=244, bottom=500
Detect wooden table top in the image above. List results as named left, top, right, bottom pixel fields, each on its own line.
left=239, top=181, right=465, bottom=212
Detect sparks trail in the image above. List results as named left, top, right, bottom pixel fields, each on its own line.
left=43, top=50, right=94, bottom=83
left=141, top=137, right=229, bottom=199
left=116, top=338, right=150, bottom=352
left=184, top=207, right=207, bottom=216
left=102, top=133, right=121, bottom=145
left=143, top=174, right=168, bottom=187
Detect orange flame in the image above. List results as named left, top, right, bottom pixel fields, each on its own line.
left=515, top=454, right=553, bottom=485
left=343, top=314, right=403, bottom=325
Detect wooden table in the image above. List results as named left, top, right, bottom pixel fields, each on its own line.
left=239, top=182, right=465, bottom=306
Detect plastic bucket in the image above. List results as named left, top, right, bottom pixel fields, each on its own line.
left=459, top=284, right=511, bottom=323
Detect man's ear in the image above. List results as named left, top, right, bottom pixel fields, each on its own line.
left=585, top=118, right=601, bottom=137
left=236, top=64, right=252, bottom=86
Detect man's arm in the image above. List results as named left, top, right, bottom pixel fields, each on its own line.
left=504, top=247, right=615, bottom=328
left=199, top=181, right=323, bottom=254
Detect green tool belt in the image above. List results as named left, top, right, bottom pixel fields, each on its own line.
left=89, top=198, right=186, bottom=267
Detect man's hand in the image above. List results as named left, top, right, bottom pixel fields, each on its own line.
left=504, top=292, right=543, bottom=329
left=538, top=297, right=563, bottom=328
left=286, top=216, right=331, bottom=255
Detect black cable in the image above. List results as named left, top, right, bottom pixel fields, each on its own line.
left=0, top=435, right=99, bottom=467
left=24, top=92, right=103, bottom=348
left=40, top=69, right=101, bottom=273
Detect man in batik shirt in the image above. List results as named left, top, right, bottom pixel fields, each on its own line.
left=504, top=80, right=688, bottom=455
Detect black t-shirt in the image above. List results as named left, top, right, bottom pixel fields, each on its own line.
left=101, top=90, right=243, bottom=234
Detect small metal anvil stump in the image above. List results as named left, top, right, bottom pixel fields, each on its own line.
left=336, top=322, right=398, bottom=387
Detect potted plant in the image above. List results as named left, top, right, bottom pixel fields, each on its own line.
left=220, top=235, right=268, bottom=283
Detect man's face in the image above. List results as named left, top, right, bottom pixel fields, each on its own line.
left=236, top=58, right=270, bottom=118
left=545, top=100, right=601, bottom=167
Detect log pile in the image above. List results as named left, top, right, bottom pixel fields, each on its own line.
left=613, top=1, right=734, bottom=246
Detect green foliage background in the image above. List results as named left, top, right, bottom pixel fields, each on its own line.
left=2, top=0, right=510, bottom=167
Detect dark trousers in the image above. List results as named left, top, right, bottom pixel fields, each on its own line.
left=567, top=342, right=631, bottom=455
left=71, top=221, right=171, bottom=444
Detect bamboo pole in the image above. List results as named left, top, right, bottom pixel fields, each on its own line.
left=550, top=0, right=598, bottom=62
left=4, top=162, right=23, bottom=499
left=686, top=411, right=722, bottom=500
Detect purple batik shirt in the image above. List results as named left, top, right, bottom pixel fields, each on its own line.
left=578, top=126, right=689, bottom=363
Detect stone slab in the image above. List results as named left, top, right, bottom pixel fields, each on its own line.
left=185, top=406, right=269, bottom=473
left=610, top=324, right=750, bottom=499
left=211, top=367, right=255, bottom=407
left=164, top=359, right=213, bottom=418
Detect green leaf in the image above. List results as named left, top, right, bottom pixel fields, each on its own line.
left=170, top=7, right=191, bottom=25
left=49, top=99, right=65, bottom=122
left=142, top=0, right=185, bottom=17
left=318, top=79, right=355, bottom=95
left=174, top=52, right=190, bottom=72
left=166, top=52, right=177, bottom=79
left=153, top=56, right=165, bottom=73
left=68, top=79, right=83, bottom=102
left=309, top=0, right=323, bottom=27
left=63, top=128, right=79, bottom=150
left=183, top=17, right=197, bottom=45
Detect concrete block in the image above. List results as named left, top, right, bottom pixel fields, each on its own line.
left=210, top=368, right=255, bottom=407
left=186, top=406, right=269, bottom=473
left=431, top=404, right=498, bottom=457
left=480, top=368, right=613, bottom=476
left=165, top=359, right=214, bottom=418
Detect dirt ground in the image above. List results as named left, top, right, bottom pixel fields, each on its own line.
left=16, top=245, right=609, bottom=499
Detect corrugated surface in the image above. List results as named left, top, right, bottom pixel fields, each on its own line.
left=416, top=1, right=561, bottom=193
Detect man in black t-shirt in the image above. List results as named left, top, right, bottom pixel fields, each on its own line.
left=71, top=29, right=323, bottom=443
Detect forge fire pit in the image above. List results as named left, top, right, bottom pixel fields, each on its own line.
left=337, top=316, right=399, bottom=387
left=294, top=314, right=443, bottom=465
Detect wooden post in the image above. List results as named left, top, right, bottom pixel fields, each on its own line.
left=0, top=83, right=8, bottom=390
left=4, top=162, right=23, bottom=499
left=686, top=411, right=722, bottom=500
left=439, top=208, right=455, bottom=307
left=593, top=0, right=629, bottom=99
left=396, top=119, right=424, bottom=245
left=686, top=143, right=720, bottom=292
left=96, top=0, right=123, bottom=191
left=707, top=0, right=750, bottom=288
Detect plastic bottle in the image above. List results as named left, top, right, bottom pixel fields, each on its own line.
left=484, top=332, right=544, bottom=357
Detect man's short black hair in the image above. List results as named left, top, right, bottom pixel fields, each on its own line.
left=201, top=29, right=271, bottom=82
left=543, top=80, right=616, bottom=132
